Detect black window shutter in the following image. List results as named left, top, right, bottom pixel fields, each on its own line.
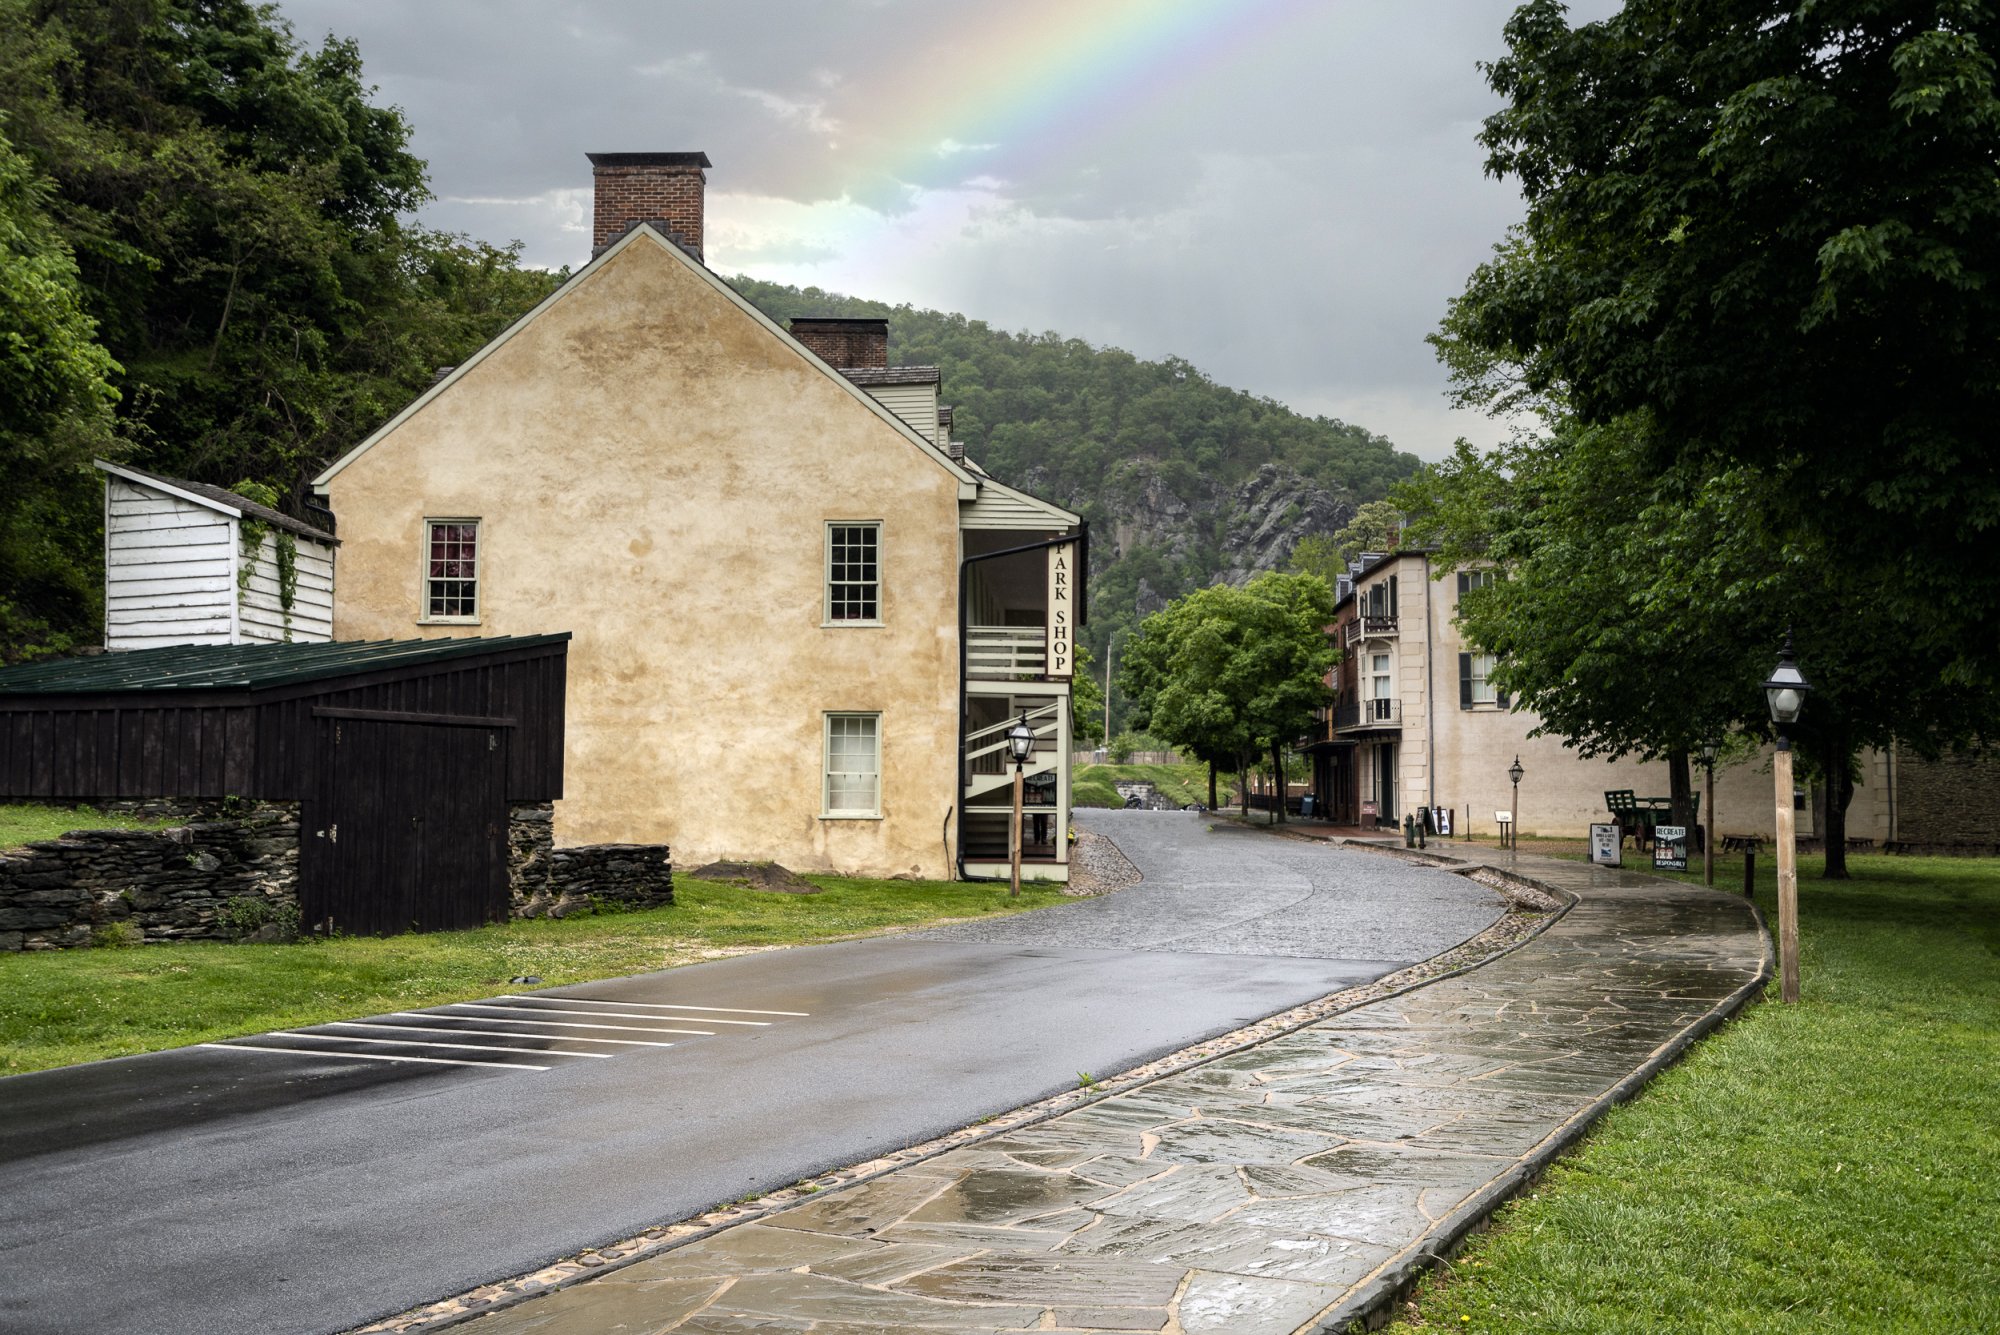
left=1388, top=575, right=1398, bottom=618
left=1459, top=654, right=1473, bottom=709
left=1497, top=686, right=1511, bottom=709
left=1457, top=572, right=1469, bottom=599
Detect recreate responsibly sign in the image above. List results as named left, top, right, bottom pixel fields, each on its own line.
left=1654, top=825, right=1689, bottom=872
left=1047, top=543, right=1075, bottom=679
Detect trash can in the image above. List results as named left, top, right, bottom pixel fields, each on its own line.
left=1300, top=794, right=1315, bottom=818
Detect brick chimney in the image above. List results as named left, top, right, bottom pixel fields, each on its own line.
left=789, top=317, right=889, bottom=369
left=588, top=151, right=711, bottom=259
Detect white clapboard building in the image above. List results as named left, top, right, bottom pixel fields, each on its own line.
left=97, top=461, right=336, bottom=649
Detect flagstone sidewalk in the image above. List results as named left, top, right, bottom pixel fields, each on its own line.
left=448, top=843, right=1770, bottom=1335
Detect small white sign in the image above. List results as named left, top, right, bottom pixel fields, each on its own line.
left=1494, top=810, right=1512, bottom=825
left=1588, top=823, right=1622, bottom=866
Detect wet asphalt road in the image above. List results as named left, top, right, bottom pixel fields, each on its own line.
left=0, top=811, right=1501, bottom=1335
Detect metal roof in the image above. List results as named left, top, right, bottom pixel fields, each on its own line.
left=97, top=460, right=338, bottom=544
left=0, top=635, right=570, bottom=696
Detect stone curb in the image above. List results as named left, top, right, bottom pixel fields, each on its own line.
left=1302, top=868, right=1777, bottom=1335
left=348, top=840, right=1575, bottom=1334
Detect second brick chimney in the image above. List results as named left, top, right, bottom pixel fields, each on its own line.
left=588, top=151, right=711, bottom=259
left=789, top=317, right=889, bottom=369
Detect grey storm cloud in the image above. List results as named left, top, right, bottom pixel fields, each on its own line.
left=274, top=0, right=1619, bottom=460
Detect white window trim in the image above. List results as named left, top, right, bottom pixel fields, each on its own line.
left=418, top=517, right=482, bottom=625
left=822, top=520, right=883, bottom=628
left=1469, top=651, right=1500, bottom=706
left=822, top=711, right=883, bottom=819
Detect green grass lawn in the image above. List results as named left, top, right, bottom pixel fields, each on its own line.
left=1, top=802, right=176, bottom=851
left=1073, top=761, right=1212, bottom=809
left=0, top=873, right=1067, bottom=1075
left=1389, top=852, right=2000, bottom=1333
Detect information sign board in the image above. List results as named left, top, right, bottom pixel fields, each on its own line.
left=1588, top=823, right=1622, bottom=866
left=1653, top=824, right=1688, bottom=872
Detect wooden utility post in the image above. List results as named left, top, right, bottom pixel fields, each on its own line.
left=1010, top=764, right=1024, bottom=899
left=1774, top=742, right=1800, bottom=1002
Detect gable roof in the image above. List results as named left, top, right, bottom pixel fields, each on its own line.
left=97, top=460, right=338, bottom=544
left=311, top=223, right=980, bottom=498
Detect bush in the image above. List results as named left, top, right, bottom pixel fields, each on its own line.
left=217, top=897, right=301, bottom=942
left=91, top=922, right=144, bottom=949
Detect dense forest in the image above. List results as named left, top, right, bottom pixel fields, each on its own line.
left=0, top=0, right=560, bottom=661
left=731, top=277, right=1421, bottom=687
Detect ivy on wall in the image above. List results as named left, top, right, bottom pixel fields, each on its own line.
left=228, top=481, right=299, bottom=640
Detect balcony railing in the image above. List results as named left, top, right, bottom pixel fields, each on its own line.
left=1342, top=615, right=1399, bottom=647
left=966, top=625, right=1048, bottom=679
left=1333, top=697, right=1402, bottom=731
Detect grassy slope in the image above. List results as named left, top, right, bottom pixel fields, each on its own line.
left=0, top=875, right=1067, bottom=1074
left=1073, top=762, right=1211, bottom=809
left=1, top=802, right=174, bottom=851
left=1391, top=853, right=2000, bottom=1333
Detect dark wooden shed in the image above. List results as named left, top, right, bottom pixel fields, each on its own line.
left=0, top=636, right=568, bottom=934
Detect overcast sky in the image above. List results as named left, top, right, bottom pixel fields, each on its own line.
left=275, top=0, right=1615, bottom=463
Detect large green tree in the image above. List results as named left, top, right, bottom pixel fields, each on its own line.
left=0, top=0, right=560, bottom=659
left=1459, top=0, right=2000, bottom=697
left=1119, top=571, right=1335, bottom=821
left=0, top=117, right=120, bottom=660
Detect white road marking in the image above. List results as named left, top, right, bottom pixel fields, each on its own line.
left=407, top=1011, right=711, bottom=1036
left=269, top=1031, right=608, bottom=1059
left=503, top=994, right=808, bottom=1017
left=324, top=1021, right=677, bottom=1049
left=487, top=999, right=770, bottom=1026
left=202, top=1043, right=546, bottom=1071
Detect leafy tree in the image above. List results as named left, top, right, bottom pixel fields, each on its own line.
left=1070, top=642, right=1105, bottom=748
left=1459, top=0, right=2000, bottom=695
left=1119, top=572, right=1334, bottom=821
left=0, top=0, right=561, bottom=658
left=0, top=117, right=120, bottom=660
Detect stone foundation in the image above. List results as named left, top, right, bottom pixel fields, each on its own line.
left=506, top=803, right=672, bottom=917
left=0, top=801, right=299, bottom=951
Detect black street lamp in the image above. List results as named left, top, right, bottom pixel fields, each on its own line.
left=1506, top=755, right=1524, bottom=850
left=1698, top=737, right=1720, bottom=889
left=1005, top=713, right=1036, bottom=899
left=1762, top=632, right=1811, bottom=1002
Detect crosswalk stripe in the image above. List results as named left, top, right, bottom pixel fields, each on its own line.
left=480, top=1000, right=768, bottom=1026
left=202, top=1043, right=547, bottom=1071
left=323, top=1021, right=677, bottom=1049
left=403, top=1011, right=707, bottom=1036
left=501, top=994, right=809, bottom=1017
left=269, top=1031, right=608, bottom=1059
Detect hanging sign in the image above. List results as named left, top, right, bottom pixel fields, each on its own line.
left=1653, top=825, right=1688, bottom=872
left=1588, top=823, right=1622, bottom=866
left=1046, top=543, right=1075, bottom=679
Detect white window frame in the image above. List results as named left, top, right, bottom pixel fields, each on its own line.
left=1461, top=568, right=1498, bottom=607
left=824, top=521, right=882, bottom=626
left=1468, top=651, right=1499, bottom=705
left=420, top=517, right=481, bottom=625
left=822, top=712, right=882, bottom=818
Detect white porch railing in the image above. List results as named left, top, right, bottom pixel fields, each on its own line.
left=967, top=625, right=1047, bottom=679
left=964, top=700, right=1061, bottom=801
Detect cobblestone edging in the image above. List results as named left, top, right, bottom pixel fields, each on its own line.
left=346, top=865, right=1572, bottom=1334
left=0, top=801, right=298, bottom=951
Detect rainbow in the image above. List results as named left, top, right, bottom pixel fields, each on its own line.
left=722, top=0, right=1314, bottom=273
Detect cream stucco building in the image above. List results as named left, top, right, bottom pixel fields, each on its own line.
left=1303, top=551, right=1893, bottom=844
left=313, top=152, right=1083, bottom=882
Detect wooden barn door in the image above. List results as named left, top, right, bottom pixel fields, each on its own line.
left=302, top=713, right=510, bottom=937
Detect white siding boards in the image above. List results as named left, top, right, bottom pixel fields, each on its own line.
left=97, top=462, right=337, bottom=650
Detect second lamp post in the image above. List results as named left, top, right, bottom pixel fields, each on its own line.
left=1763, top=635, right=1811, bottom=1003
left=1005, top=712, right=1037, bottom=899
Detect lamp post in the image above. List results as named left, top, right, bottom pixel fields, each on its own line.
left=1699, top=737, right=1719, bottom=888
left=1005, top=712, right=1036, bottom=899
left=1507, top=755, right=1524, bottom=850
left=1763, top=634, right=1812, bottom=1003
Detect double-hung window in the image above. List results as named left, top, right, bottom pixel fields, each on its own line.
left=826, top=522, right=880, bottom=623
left=424, top=519, right=479, bottom=622
left=1459, top=651, right=1509, bottom=708
left=823, top=713, right=881, bottom=817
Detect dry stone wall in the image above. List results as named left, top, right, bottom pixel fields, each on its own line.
left=507, top=803, right=672, bottom=917
left=1893, top=746, right=2000, bottom=854
left=0, top=801, right=299, bottom=951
